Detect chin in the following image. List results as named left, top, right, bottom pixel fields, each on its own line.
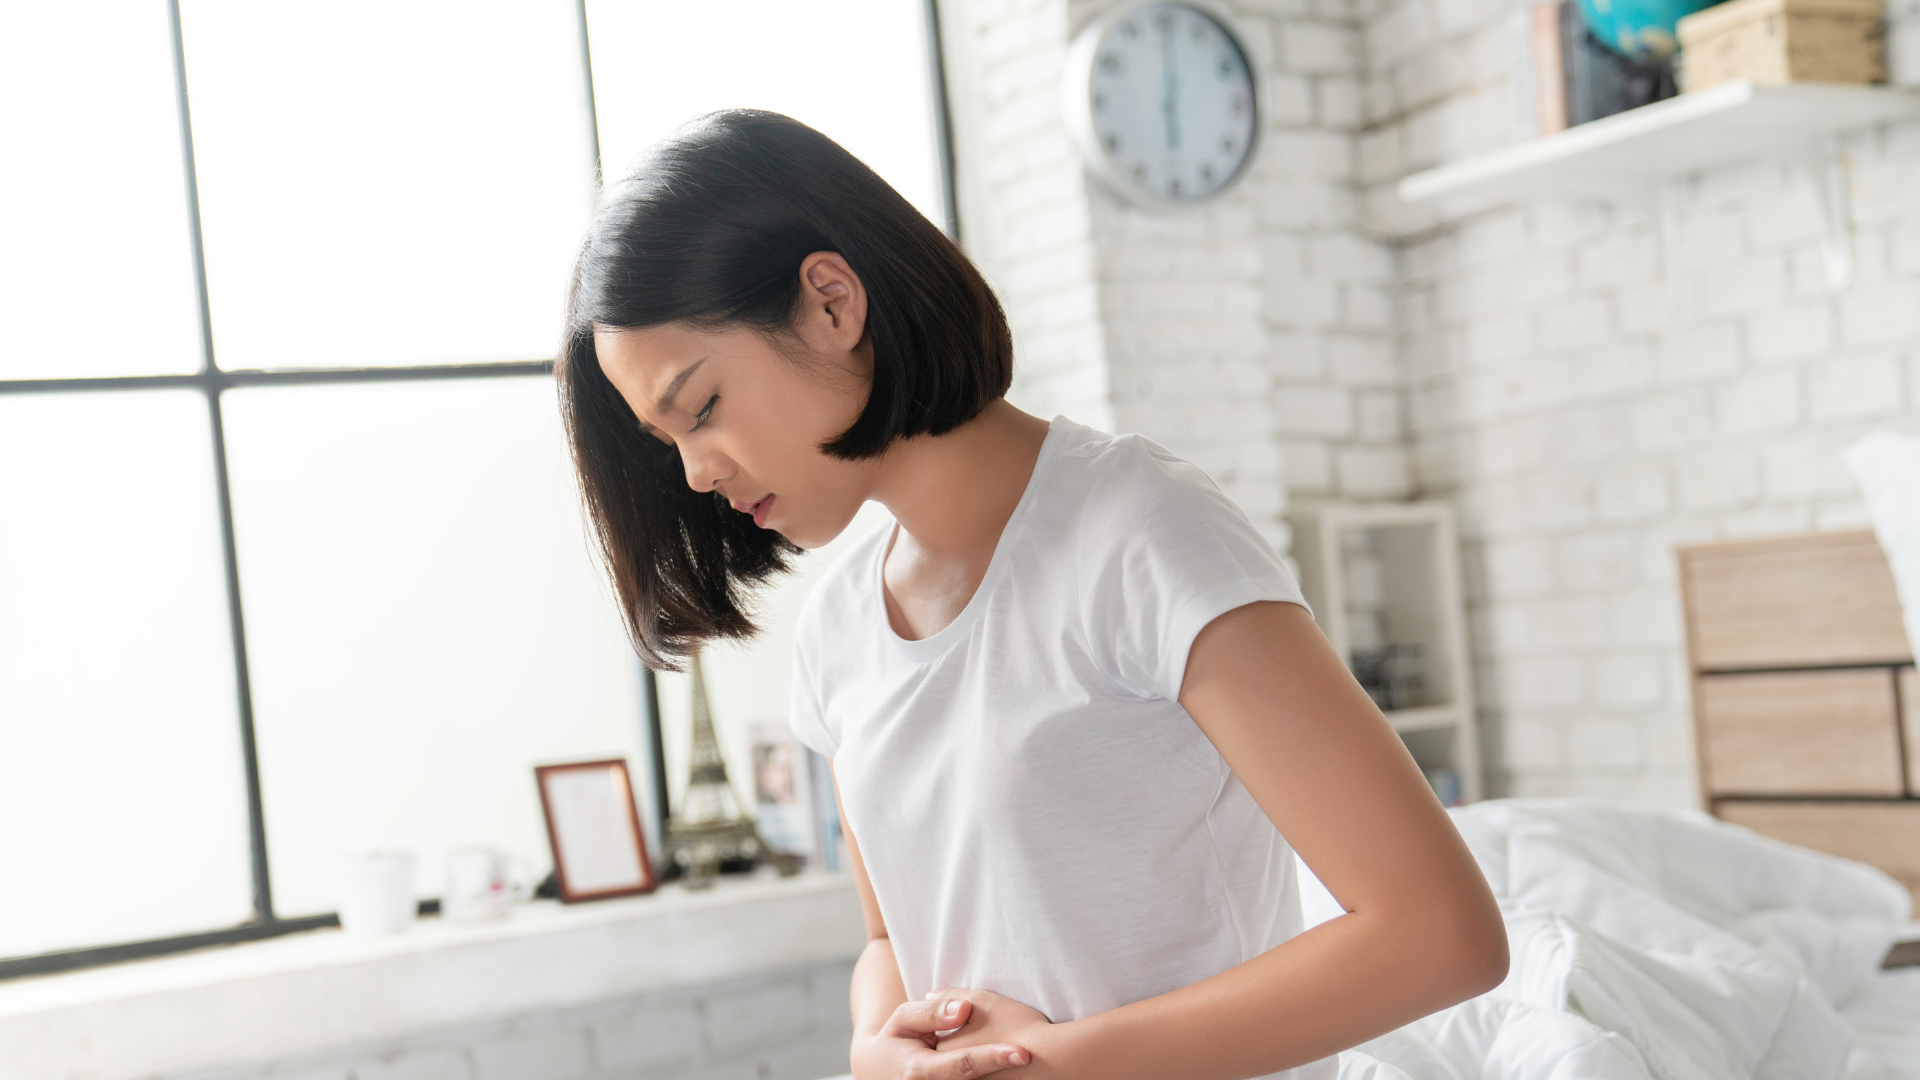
left=779, top=509, right=859, bottom=551
left=778, top=524, right=831, bottom=551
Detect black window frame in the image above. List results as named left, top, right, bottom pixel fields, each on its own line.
left=0, top=0, right=958, bottom=982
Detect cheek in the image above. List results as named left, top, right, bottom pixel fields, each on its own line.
left=766, top=445, right=871, bottom=548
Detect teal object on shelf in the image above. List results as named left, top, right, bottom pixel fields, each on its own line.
left=1575, top=0, right=1718, bottom=58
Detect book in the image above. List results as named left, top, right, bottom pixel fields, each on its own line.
left=1561, top=0, right=1678, bottom=126
left=1510, top=2, right=1569, bottom=138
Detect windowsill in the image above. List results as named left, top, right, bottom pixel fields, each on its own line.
left=0, top=871, right=864, bottom=1080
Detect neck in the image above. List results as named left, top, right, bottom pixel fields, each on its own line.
left=869, top=399, right=1051, bottom=564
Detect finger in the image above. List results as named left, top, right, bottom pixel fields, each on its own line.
left=927, top=1044, right=1029, bottom=1079
left=885, top=995, right=973, bottom=1036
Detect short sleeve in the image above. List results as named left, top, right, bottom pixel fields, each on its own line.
left=787, top=599, right=839, bottom=758
left=1078, top=439, right=1313, bottom=702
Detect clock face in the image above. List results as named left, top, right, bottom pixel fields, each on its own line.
left=1076, top=2, right=1257, bottom=204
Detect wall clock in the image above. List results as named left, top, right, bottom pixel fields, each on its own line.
left=1063, top=0, right=1261, bottom=209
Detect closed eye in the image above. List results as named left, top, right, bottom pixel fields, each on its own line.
left=691, top=394, right=718, bottom=431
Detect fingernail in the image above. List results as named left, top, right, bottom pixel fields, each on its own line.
left=943, top=999, right=961, bottom=1017
left=1008, top=1050, right=1027, bottom=1066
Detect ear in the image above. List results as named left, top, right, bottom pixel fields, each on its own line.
left=792, top=251, right=868, bottom=356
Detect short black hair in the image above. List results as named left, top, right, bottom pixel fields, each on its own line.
left=556, top=109, right=1013, bottom=669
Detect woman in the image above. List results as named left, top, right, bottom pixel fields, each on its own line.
left=558, top=110, right=1507, bottom=1080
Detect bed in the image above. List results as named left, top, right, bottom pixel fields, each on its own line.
left=1328, top=522, right=1920, bottom=1079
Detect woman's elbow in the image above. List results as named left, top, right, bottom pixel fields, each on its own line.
left=1460, top=918, right=1510, bottom=998
left=1443, top=900, right=1510, bottom=1002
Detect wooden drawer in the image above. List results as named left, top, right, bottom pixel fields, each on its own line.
left=1679, top=531, right=1912, bottom=669
left=1717, top=800, right=1920, bottom=908
left=1904, top=667, right=1920, bottom=792
left=1697, top=668, right=1903, bottom=796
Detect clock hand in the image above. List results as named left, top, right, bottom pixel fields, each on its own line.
left=1159, top=19, right=1181, bottom=151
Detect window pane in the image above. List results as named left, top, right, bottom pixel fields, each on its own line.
left=585, top=0, right=946, bottom=230
left=222, top=378, right=647, bottom=916
left=0, top=391, right=252, bottom=956
left=180, top=1, right=595, bottom=370
left=0, top=3, right=203, bottom=379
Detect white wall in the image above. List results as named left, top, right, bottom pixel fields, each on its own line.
left=1359, top=0, right=1920, bottom=807
left=940, top=0, right=1410, bottom=563
left=162, top=961, right=855, bottom=1080
left=941, top=0, right=1920, bottom=808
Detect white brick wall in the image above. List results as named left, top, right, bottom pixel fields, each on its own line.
left=943, top=0, right=1409, bottom=560
left=167, top=961, right=856, bottom=1080
left=942, top=0, right=1920, bottom=809
left=1373, top=0, right=1920, bottom=804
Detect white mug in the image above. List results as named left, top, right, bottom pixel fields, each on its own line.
left=443, top=847, right=512, bottom=922
left=332, top=851, right=417, bottom=937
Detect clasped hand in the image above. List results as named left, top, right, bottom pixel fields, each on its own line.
left=852, top=988, right=1052, bottom=1080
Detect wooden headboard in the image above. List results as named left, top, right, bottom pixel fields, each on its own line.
left=1677, top=529, right=1920, bottom=906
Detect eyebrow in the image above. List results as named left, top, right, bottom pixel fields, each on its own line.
left=655, top=357, right=708, bottom=414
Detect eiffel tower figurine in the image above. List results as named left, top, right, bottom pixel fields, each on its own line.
left=661, top=651, right=769, bottom=889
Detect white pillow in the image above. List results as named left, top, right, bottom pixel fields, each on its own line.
left=1844, top=431, right=1920, bottom=661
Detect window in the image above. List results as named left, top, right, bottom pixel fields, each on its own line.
left=0, top=0, right=950, bottom=977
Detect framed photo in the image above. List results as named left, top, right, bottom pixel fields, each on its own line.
left=533, top=759, right=656, bottom=902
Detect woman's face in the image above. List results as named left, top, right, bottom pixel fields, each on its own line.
left=593, top=314, right=876, bottom=551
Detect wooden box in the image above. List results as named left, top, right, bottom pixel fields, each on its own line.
left=1679, top=530, right=1910, bottom=669
left=1696, top=668, right=1903, bottom=796
left=1718, top=800, right=1920, bottom=903
left=1678, top=529, right=1918, bottom=907
left=1678, top=0, right=1885, bottom=91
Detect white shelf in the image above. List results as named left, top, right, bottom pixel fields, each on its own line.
left=1290, top=502, right=1483, bottom=803
left=1399, top=80, right=1920, bottom=204
left=1385, top=704, right=1466, bottom=734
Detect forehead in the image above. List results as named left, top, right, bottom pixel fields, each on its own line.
left=592, top=323, right=707, bottom=380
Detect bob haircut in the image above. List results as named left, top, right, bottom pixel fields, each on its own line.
left=556, top=110, right=1014, bottom=670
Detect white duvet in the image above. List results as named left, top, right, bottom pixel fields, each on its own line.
left=1323, top=799, right=1919, bottom=1080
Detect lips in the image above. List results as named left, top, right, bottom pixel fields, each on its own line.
left=731, top=494, right=774, bottom=528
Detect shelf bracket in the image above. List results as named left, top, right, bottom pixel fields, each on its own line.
left=1794, top=138, right=1854, bottom=292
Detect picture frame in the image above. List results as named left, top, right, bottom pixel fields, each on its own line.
left=533, top=759, right=657, bottom=902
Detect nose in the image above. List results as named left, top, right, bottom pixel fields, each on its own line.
left=680, top=441, right=733, bottom=495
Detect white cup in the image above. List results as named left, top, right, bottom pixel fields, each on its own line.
left=443, top=847, right=512, bottom=923
left=332, top=852, right=417, bottom=937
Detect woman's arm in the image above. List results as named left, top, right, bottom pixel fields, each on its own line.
left=936, top=600, right=1508, bottom=1079
left=838, top=767, right=1033, bottom=1080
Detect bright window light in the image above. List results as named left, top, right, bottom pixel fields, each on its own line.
left=179, top=0, right=596, bottom=370
left=585, top=0, right=947, bottom=229
left=0, top=392, right=253, bottom=956
left=222, top=378, right=646, bottom=915
left=0, top=2, right=204, bottom=379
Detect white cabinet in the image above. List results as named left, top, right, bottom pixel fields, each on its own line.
left=1289, top=501, right=1483, bottom=804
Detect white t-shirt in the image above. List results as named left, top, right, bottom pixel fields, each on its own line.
left=790, top=417, right=1336, bottom=1080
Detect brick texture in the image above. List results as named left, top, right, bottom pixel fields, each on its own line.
left=1369, top=1, right=1920, bottom=806
left=943, top=0, right=1920, bottom=811
left=165, top=961, right=854, bottom=1080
